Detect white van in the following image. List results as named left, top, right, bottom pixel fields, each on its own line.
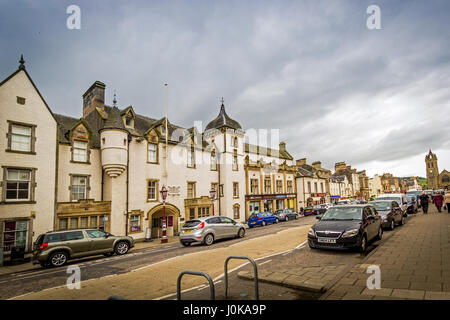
left=376, top=193, right=408, bottom=215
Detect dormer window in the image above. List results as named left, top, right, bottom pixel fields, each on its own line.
left=72, top=140, right=88, bottom=162
left=126, top=116, right=132, bottom=127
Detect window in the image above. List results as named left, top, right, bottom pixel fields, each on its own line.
left=70, top=218, right=78, bottom=229
left=250, top=179, right=259, bottom=194
left=219, top=184, right=224, bottom=197
left=210, top=151, right=217, bottom=171
left=147, top=180, right=158, bottom=201
left=287, top=180, right=293, bottom=193
left=232, top=150, right=238, bottom=171
left=90, top=216, right=98, bottom=228
left=86, top=229, right=107, bottom=238
left=187, top=148, right=195, bottom=168
left=233, top=182, right=239, bottom=198
left=71, top=176, right=87, bottom=201
left=187, top=182, right=196, bottom=199
left=233, top=205, right=240, bottom=219
left=10, top=124, right=32, bottom=152
left=148, top=143, right=158, bottom=163
left=189, top=208, right=195, bottom=220
left=314, top=182, right=318, bottom=193
left=231, top=137, right=238, bottom=148
left=2, top=220, right=28, bottom=252
left=80, top=217, right=89, bottom=228
left=125, top=117, right=132, bottom=127
left=16, top=96, right=26, bottom=105
left=73, top=141, right=88, bottom=162
left=264, top=178, right=271, bottom=194
left=130, top=215, right=141, bottom=232
left=307, top=181, right=311, bottom=193
left=276, top=180, right=283, bottom=193
left=6, top=169, right=31, bottom=201
left=59, top=218, right=68, bottom=230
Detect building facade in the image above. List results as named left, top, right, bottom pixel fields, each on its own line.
left=425, top=150, right=449, bottom=190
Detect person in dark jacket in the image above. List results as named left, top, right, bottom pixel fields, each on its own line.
left=433, top=192, right=444, bottom=212
left=419, top=192, right=430, bottom=214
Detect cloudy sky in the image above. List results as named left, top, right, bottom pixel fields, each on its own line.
left=1, top=0, right=449, bottom=178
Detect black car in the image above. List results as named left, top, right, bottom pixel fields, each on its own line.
left=369, top=200, right=405, bottom=230
left=308, top=204, right=383, bottom=253
left=303, top=205, right=326, bottom=216
left=275, top=209, right=299, bottom=222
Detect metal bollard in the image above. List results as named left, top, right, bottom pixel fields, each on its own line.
left=224, top=256, right=259, bottom=300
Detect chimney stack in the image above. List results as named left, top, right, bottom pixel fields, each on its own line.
left=82, top=81, right=106, bottom=118
left=312, top=161, right=322, bottom=169
left=296, top=158, right=307, bottom=166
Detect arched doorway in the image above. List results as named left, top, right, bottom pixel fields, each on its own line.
left=306, top=197, right=313, bottom=207
left=147, top=203, right=180, bottom=239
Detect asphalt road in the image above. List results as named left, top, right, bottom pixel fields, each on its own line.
left=0, top=215, right=317, bottom=300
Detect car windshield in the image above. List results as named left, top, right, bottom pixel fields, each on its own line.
left=320, top=207, right=363, bottom=221
left=370, top=202, right=391, bottom=211
left=249, top=213, right=259, bottom=219
left=275, top=210, right=284, bottom=214
left=377, top=197, right=400, bottom=202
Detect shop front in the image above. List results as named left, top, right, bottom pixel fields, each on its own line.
left=246, top=193, right=297, bottom=219
left=0, top=218, right=32, bottom=255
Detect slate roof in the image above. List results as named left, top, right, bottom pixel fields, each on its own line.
left=297, top=166, right=315, bottom=177
left=244, top=143, right=293, bottom=161
left=205, top=103, right=242, bottom=131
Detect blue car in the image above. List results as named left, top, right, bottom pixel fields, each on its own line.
left=247, top=212, right=279, bottom=228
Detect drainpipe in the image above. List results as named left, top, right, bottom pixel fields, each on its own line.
left=125, top=134, right=131, bottom=236
left=101, top=168, right=104, bottom=201
left=218, top=151, right=221, bottom=216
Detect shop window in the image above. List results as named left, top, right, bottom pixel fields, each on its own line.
left=80, top=217, right=89, bottom=228
left=130, top=215, right=141, bottom=232
left=59, top=218, right=68, bottom=230
left=70, top=218, right=78, bottom=229
left=2, top=220, right=28, bottom=252
left=189, top=208, right=195, bottom=220
left=90, top=216, right=98, bottom=228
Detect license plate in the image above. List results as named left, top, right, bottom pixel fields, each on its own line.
left=33, top=250, right=38, bottom=254
left=317, top=238, right=336, bottom=244
left=250, top=222, right=256, bottom=224
left=184, top=230, right=192, bottom=233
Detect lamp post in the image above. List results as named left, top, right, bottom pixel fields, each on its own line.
left=209, top=188, right=216, bottom=216
left=160, top=185, right=168, bottom=243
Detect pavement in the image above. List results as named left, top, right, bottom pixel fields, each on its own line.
left=237, top=206, right=450, bottom=300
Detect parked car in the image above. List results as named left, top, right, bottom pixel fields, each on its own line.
left=275, top=209, right=299, bottom=221
left=369, top=200, right=405, bottom=230
left=376, top=193, right=408, bottom=216
left=406, top=196, right=418, bottom=214
left=247, top=212, right=279, bottom=227
left=304, top=205, right=327, bottom=216
left=337, top=199, right=351, bottom=205
left=33, top=229, right=134, bottom=268
left=180, top=216, right=245, bottom=246
left=308, top=204, right=383, bottom=253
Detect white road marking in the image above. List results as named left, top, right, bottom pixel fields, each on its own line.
left=258, top=260, right=272, bottom=266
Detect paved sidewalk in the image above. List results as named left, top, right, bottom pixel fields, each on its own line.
left=0, top=235, right=179, bottom=276
left=321, top=207, right=450, bottom=300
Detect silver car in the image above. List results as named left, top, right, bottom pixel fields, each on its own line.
left=179, top=216, right=246, bottom=246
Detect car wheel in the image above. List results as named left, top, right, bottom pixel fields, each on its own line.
left=237, top=228, right=245, bottom=238
left=181, top=242, right=191, bottom=247
left=295, top=215, right=298, bottom=219
left=376, top=227, right=383, bottom=240
left=115, top=241, right=130, bottom=255
left=103, top=252, right=114, bottom=257
left=390, top=220, right=395, bottom=230
left=204, top=233, right=214, bottom=246
left=359, top=235, right=367, bottom=253
left=399, top=216, right=405, bottom=226
left=285, top=217, right=289, bottom=222
left=275, top=218, right=279, bottom=224
left=262, top=221, right=266, bottom=226
left=49, top=251, right=68, bottom=268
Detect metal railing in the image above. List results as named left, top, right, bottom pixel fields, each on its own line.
left=224, top=256, right=259, bottom=300
left=177, top=270, right=215, bottom=300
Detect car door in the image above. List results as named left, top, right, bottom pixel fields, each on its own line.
left=207, top=217, right=224, bottom=239
left=86, top=229, right=116, bottom=254
left=392, top=201, right=402, bottom=223
left=363, top=207, right=376, bottom=240
left=63, top=231, right=88, bottom=258
left=370, top=206, right=381, bottom=233
left=220, top=217, right=237, bottom=238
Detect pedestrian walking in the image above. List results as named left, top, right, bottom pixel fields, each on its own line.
left=419, top=192, right=430, bottom=214
left=433, top=192, right=444, bottom=212
left=444, top=191, right=450, bottom=213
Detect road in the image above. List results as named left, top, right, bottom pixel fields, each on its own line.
left=1, top=215, right=317, bottom=300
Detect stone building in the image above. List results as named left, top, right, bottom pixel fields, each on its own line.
left=425, top=150, right=450, bottom=190
left=295, top=159, right=330, bottom=207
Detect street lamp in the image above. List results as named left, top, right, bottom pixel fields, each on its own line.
left=209, top=188, right=216, bottom=216
left=160, top=185, right=168, bottom=243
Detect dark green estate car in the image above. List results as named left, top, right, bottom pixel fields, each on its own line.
left=32, top=229, right=134, bottom=268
